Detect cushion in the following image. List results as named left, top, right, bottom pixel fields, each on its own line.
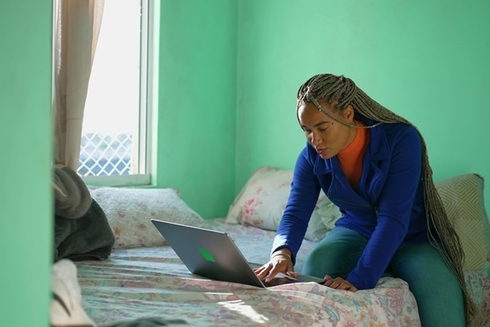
left=225, top=166, right=341, bottom=242
left=226, top=168, right=489, bottom=271
left=90, top=187, right=205, bottom=249
left=435, top=173, right=489, bottom=271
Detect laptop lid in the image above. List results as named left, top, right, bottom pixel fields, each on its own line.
left=151, top=219, right=267, bottom=288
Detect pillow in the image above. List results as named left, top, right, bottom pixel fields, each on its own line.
left=435, top=173, right=489, bottom=271
left=90, top=187, right=205, bottom=249
left=226, top=166, right=341, bottom=242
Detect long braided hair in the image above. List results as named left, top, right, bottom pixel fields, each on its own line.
left=296, top=73, right=481, bottom=326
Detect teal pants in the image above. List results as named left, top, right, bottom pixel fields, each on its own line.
left=302, top=227, right=465, bottom=327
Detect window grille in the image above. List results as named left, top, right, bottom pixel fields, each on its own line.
left=78, top=133, right=133, bottom=177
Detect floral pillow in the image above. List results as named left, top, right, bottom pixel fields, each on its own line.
left=90, top=187, right=206, bottom=249
left=226, top=166, right=341, bottom=242
left=227, top=167, right=489, bottom=270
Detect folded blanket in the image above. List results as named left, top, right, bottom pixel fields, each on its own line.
left=51, top=259, right=96, bottom=327
left=53, top=164, right=92, bottom=219
left=53, top=165, right=115, bottom=261
left=55, top=199, right=115, bottom=261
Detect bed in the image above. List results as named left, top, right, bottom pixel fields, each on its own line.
left=53, top=168, right=490, bottom=326
left=76, top=218, right=424, bottom=326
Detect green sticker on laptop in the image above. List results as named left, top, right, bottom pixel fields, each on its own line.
left=199, top=248, right=216, bottom=262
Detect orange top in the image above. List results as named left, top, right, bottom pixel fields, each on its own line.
left=337, top=120, right=369, bottom=190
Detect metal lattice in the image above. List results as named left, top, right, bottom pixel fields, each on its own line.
left=78, top=133, right=133, bottom=177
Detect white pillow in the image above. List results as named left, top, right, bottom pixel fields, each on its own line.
left=90, top=187, right=205, bottom=249
left=226, top=166, right=341, bottom=242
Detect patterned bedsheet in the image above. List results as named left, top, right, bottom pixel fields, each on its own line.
left=76, top=218, right=490, bottom=326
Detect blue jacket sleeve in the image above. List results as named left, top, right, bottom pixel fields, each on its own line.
left=346, top=126, right=422, bottom=289
left=272, top=147, right=321, bottom=263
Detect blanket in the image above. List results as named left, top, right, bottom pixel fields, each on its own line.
left=53, top=165, right=114, bottom=261
left=53, top=164, right=92, bottom=219
left=52, top=259, right=185, bottom=327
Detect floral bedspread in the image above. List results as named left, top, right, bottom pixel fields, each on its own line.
left=76, top=219, right=489, bottom=327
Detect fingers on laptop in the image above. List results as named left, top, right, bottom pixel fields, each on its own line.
left=322, top=275, right=358, bottom=292
left=254, top=261, right=292, bottom=282
left=253, top=262, right=271, bottom=278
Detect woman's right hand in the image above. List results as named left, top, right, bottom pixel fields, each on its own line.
left=253, top=249, right=298, bottom=282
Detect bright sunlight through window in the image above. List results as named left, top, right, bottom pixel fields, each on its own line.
left=79, top=0, right=156, bottom=186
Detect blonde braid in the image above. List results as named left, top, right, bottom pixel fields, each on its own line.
left=297, top=73, right=482, bottom=326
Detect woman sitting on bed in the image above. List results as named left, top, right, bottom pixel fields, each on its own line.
left=254, top=73, right=480, bottom=327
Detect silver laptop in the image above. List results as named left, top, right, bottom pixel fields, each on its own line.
left=151, top=219, right=324, bottom=288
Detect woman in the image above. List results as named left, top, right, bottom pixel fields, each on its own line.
left=254, top=73, right=480, bottom=326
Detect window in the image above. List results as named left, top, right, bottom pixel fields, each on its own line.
left=79, top=0, right=157, bottom=186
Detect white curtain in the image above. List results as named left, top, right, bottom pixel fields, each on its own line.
left=53, top=0, right=104, bottom=169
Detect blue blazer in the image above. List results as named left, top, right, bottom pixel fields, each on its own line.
left=273, top=117, right=431, bottom=289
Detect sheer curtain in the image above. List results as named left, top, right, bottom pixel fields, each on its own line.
left=52, top=0, right=104, bottom=169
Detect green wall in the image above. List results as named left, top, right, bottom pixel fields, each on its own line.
left=156, top=0, right=238, bottom=218
left=0, top=1, right=488, bottom=325
left=0, top=1, right=52, bottom=326
left=236, top=0, right=490, bottom=212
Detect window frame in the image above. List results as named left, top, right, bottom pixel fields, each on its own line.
left=82, top=0, right=158, bottom=187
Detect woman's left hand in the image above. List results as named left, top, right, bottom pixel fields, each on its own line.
left=323, top=275, right=358, bottom=292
